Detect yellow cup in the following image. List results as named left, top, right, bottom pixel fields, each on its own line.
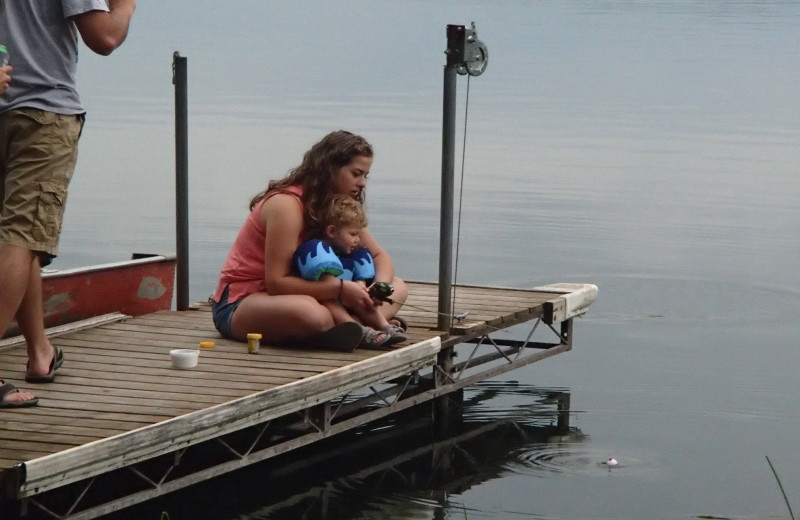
left=247, top=333, right=262, bottom=354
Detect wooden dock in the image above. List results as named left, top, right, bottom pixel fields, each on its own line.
left=0, top=280, right=596, bottom=520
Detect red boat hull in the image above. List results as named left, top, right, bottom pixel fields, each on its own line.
left=3, top=254, right=176, bottom=339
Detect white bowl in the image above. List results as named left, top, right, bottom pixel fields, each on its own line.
left=170, top=349, right=199, bottom=369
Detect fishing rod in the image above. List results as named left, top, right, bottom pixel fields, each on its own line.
left=368, top=282, right=471, bottom=322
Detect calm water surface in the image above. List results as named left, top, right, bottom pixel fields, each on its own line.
left=51, top=1, right=800, bottom=518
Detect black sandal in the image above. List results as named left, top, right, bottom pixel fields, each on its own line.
left=0, top=381, right=39, bottom=408
left=388, top=316, right=408, bottom=332
left=299, top=322, right=364, bottom=352
left=381, top=324, right=408, bottom=345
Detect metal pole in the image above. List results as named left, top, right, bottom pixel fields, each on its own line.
left=438, top=25, right=462, bottom=332
left=173, top=52, right=189, bottom=311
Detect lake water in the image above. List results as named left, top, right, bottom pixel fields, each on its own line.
left=50, top=1, right=800, bottom=518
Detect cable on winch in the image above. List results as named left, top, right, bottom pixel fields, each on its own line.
left=445, top=22, right=489, bottom=323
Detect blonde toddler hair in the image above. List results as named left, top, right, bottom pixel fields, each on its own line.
left=325, top=195, right=367, bottom=230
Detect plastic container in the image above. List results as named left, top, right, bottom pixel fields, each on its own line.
left=170, top=348, right=199, bottom=369
left=247, top=333, right=262, bottom=354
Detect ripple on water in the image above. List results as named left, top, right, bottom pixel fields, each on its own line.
left=509, top=445, right=664, bottom=479
left=580, top=275, right=800, bottom=326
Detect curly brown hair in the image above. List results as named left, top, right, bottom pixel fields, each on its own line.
left=249, top=130, right=373, bottom=238
left=323, top=195, right=368, bottom=232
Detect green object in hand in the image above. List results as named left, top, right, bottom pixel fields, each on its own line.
left=369, top=281, right=395, bottom=301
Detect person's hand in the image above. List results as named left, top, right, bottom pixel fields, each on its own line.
left=0, top=65, right=11, bottom=95
left=367, top=281, right=395, bottom=307
left=340, top=280, right=373, bottom=312
left=368, top=293, right=385, bottom=307
left=355, top=280, right=384, bottom=307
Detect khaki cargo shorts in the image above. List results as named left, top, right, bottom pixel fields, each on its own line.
left=0, top=108, right=84, bottom=264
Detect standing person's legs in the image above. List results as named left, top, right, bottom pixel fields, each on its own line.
left=0, top=114, right=40, bottom=405
left=17, top=254, right=60, bottom=378
left=0, top=245, right=45, bottom=408
left=0, top=244, right=34, bottom=336
left=0, top=109, right=82, bottom=381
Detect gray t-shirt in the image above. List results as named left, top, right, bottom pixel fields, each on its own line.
left=0, top=0, right=109, bottom=115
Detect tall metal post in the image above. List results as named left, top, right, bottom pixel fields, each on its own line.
left=437, top=25, right=462, bottom=332
left=173, top=52, right=189, bottom=311
left=435, top=24, right=489, bottom=429
left=437, top=23, right=488, bottom=332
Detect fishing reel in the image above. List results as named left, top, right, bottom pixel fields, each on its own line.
left=368, top=281, right=395, bottom=302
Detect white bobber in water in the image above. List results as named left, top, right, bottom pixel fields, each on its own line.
left=607, top=457, right=618, bottom=467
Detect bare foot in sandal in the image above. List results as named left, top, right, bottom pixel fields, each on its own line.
left=381, top=324, right=408, bottom=345
left=0, top=381, right=39, bottom=408
left=360, top=326, right=392, bottom=349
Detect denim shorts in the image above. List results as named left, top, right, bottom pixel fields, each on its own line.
left=211, top=285, right=241, bottom=340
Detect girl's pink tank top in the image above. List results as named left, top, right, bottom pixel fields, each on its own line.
left=212, top=185, right=304, bottom=303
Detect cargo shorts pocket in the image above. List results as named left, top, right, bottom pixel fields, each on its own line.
left=31, top=182, right=67, bottom=244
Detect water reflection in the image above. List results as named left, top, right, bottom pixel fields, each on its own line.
left=111, top=384, right=582, bottom=520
